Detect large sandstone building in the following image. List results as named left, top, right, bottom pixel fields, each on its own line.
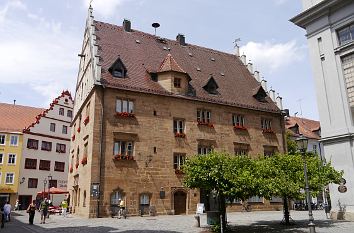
left=68, top=7, right=286, bottom=218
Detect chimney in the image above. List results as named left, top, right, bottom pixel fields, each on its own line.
left=261, top=79, right=268, bottom=92
left=253, top=70, right=260, bottom=82
left=234, top=44, right=240, bottom=57
left=13, top=100, right=16, bottom=105
left=283, top=109, right=290, bottom=117
left=176, top=34, right=186, bottom=46
left=269, top=89, right=276, bottom=102
left=276, top=95, right=283, bottom=110
left=247, top=62, right=253, bottom=74
left=240, top=54, right=247, bottom=65
left=123, top=19, right=131, bottom=32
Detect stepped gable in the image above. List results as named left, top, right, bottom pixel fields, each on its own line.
left=95, top=20, right=279, bottom=113
left=0, top=103, right=44, bottom=132
left=23, top=90, right=73, bottom=133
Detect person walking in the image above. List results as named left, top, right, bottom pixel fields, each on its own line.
left=39, top=198, right=49, bottom=224
left=27, top=200, right=36, bottom=225
left=119, top=198, right=126, bottom=219
left=60, top=199, right=68, bottom=217
left=3, top=202, right=11, bottom=222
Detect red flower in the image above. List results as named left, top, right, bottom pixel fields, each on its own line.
left=113, top=154, right=135, bottom=161
left=81, top=156, right=88, bottom=165
left=115, top=112, right=135, bottom=118
left=234, top=125, right=247, bottom=130
left=72, top=135, right=75, bottom=141
left=197, top=121, right=214, bottom=128
left=175, top=132, right=186, bottom=138
left=84, top=116, right=90, bottom=126
left=77, top=127, right=81, bottom=133
left=175, top=169, right=184, bottom=174
left=262, top=129, right=274, bottom=133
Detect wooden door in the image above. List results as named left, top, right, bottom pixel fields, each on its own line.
left=174, top=191, right=186, bottom=215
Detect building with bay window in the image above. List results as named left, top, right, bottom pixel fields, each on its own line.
left=68, top=7, right=287, bottom=218
left=291, top=0, right=354, bottom=220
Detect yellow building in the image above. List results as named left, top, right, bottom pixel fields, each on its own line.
left=0, top=103, right=43, bottom=206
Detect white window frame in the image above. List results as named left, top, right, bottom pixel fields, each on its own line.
left=7, top=154, right=16, bottom=165
left=5, top=173, right=14, bottom=184
left=10, top=135, right=18, bottom=146
left=116, top=99, right=134, bottom=113
left=261, top=118, right=272, bottom=130
left=173, top=154, right=185, bottom=170
left=62, top=125, right=68, bottom=134
left=140, top=194, right=150, bottom=205
left=0, top=154, right=3, bottom=164
left=232, top=115, right=245, bottom=127
left=197, top=109, right=211, bottom=123
left=59, top=108, right=64, bottom=116
left=50, top=123, right=56, bottom=132
left=0, top=134, right=6, bottom=145
left=313, top=145, right=317, bottom=154
left=110, top=191, right=123, bottom=205
left=113, top=141, right=134, bottom=156
left=173, top=119, right=184, bottom=134
left=198, top=146, right=212, bottom=155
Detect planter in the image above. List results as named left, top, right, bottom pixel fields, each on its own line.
left=174, top=132, right=186, bottom=138
left=262, top=129, right=274, bottom=134
left=175, top=169, right=184, bottom=174
left=197, top=121, right=214, bottom=128
left=113, top=155, right=135, bottom=161
left=115, top=112, right=135, bottom=118
left=234, top=125, right=247, bottom=130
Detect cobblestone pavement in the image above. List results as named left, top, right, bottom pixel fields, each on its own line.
left=3, top=210, right=354, bottom=233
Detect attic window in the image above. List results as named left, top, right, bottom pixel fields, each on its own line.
left=253, top=86, right=267, bottom=102
left=196, top=67, right=201, bottom=71
left=203, top=76, right=219, bottom=95
left=211, top=57, right=215, bottom=61
left=188, top=53, right=193, bottom=57
left=109, top=57, right=127, bottom=78
left=151, top=73, right=158, bottom=82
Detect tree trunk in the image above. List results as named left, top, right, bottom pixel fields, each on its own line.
left=219, top=194, right=227, bottom=232
left=283, top=196, right=290, bottom=225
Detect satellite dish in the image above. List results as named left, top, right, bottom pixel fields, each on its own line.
left=152, top=22, right=160, bottom=36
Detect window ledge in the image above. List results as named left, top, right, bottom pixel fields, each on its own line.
left=334, top=41, right=354, bottom=54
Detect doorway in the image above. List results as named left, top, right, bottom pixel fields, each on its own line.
left=174, top=191, right=187, bottom=215
left=19, top=195, right=32, bottom=210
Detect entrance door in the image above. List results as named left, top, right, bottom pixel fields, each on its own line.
left=19, top=195, right=32, bottom=210
left=174, top=191, right=187, bottom=215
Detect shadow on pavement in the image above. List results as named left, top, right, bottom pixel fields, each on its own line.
left=229, top=219, right=350, bottom=233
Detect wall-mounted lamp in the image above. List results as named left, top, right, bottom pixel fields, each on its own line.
left=20, top=177, right=25, bottom=184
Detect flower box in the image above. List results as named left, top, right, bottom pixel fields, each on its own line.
left=72, top=135, right=75, bottom=141
left=84, top=116, right=90, bottom=126
left=69, top=166, right=73, bottom=173
left=115, top=112, right=135, bottom=118
left=197, top=121, right=214, bottom=128
left=75, top=162, right=79, bottom=169
left=175, top=132, right=186, bottom=138
left=262, top=129, right=275, bottom=134
left=77, top=127, right=81, bottom=133
left=234, top=125, right=247, bottom=130
left=81, top=156, right=88, bottom=165
left=175, top=169, right=184, bottom=174
left=113, top=154, right=135, bottom=161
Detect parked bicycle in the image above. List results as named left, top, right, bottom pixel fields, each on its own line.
left=118, top=207, right=127, bottom=219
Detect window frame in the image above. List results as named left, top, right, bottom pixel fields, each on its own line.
left=62, top=125, right=68, bottom=134
left=59, top=108, right=64, bottom=116
left=232, top=114, right=245, bottom=127
left=56, top=143, right=66, bottom=153
left=7, top=153, right=16, bottom=165
left=28, top=178, right=38, bottom=188
left=41, top=141, right=52, bottom=151
left=0, top=154, right=3, bottom=164
left=27, top=139, right=39, bottom=150
left=50, top=123, right=56, bottom=132
left=115, top=98, right=134, bottom=113
left=173, top=153, right=186, bottom=170
left=173, top=119, right=185, bottom=134
left=39, top=160, right=51, bottom=171
left=54, top=161, right=65, bottom=172
left=113, top=141, right=134, bottom=156
left=174, top=77, right=181, bottom=88
left=67, top=110, right=73, bottom=118
left=5, top=173, right=14, bottom=184
left=10, top=135, right=18, bottom=146
left=198, top=145, right=212, bottom=155
left=24, top=158, right=37, bottom=169
left=197, top=109, right=211, bottom=123
left=0, top=134, right=5, bottom=145
left=337, top=23, right=354, bottom=46
left=261, top=118, right=272, bottom=130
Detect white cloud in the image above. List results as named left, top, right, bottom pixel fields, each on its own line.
left=82, top=0, right=129, bottom=17
left=273, top=0, right=290, bottom=5
left=0, top=0, right=26, bottom=24
left=240, top=40, right=305, bottom=72
left=0, top=1, right=79, bottom=103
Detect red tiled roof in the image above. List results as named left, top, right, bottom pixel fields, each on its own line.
left=158, top=54, right=186, bottom=73
left=0, top=103, right=44, bottom=133
left=94, top=21, right=280, bottom=113
left=285, top=116, right=320, bottom=140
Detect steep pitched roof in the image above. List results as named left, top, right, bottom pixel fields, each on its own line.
left=0, top=103, right=44, bottom=133
left=158, top=54, right=186, bottom=73
left=94, top=21, right=279, bottom=113
left=285, top=116, right=320, bottom=140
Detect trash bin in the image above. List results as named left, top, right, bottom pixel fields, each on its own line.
left=206, top=211, right=220, bottom=225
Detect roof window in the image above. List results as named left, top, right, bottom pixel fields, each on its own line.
left=108, top=57, right=127, bottom=78
left=203, top=76, right=219, bottom=95
left=253, top=86, right=267, bottom=102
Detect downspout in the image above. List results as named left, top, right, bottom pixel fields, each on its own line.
left=97, top=84, right=105, bottom=217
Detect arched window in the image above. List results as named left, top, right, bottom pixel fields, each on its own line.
left=111, top=191, right=123, bottom=205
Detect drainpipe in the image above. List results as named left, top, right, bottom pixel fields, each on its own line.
left=97, top=84, right=105, bottom=218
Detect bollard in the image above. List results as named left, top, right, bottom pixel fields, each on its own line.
left=194, top=215, right=200, bottom=227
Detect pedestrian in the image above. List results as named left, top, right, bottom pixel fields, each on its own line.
left=14, top=200, right=19, bottom=211
left=27, top=200, right=36, bottom=225
left=60, top=199, right=68, bottom=217
left=119, top=198, right=126, bottom=219
left=39, top=198, right=49, bottom=224
left=3, top=202, right=11, bottom=222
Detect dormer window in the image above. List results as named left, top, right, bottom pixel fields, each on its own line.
left=174, top=78, right=181, bottom=88
left=203, top=76, right=219, bottom=95
left=253, top=86, right=267, bottom=102
left=109, top=57, right=127, bottom=78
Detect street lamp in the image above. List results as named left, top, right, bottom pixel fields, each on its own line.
left=43, top=178, right=47, bottom=199
left=48, top=175, right=53, bottom=201
left=296, top=134, right=316, bottom=233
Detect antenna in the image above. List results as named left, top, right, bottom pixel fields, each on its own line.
left=233, top=38, right=241, bottom=48
left=297, top=98, right=303, bottom=116
left=152, top=22, right=160, bottom=36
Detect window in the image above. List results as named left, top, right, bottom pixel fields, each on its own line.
left=248, top=196, right=264, bottom=203
left=113, top=141, right=134, bottom=156
left=0, top=135, right=5, bottom=145
left=313, top=145, right=317, bottom=154
left=109, top=57, right=127, bottom=78
left=234, top=143, right=249, bottom=156
left=62, top=125, right=68, bottom=134
left=67, top=110, right=73, bottom=118
left=174, top=77, right=181, bottom=88
left=197, top=109, right=211, bottom=123
left=59, top=108, right=64, bottom=116
left=5, top=173, right=14, bottom=184
left=25, top=158, right=37, bottom=169
left=173, top=119, right=184, bottom=134
left=113, top=70, right=123, bottom=77
left=41, top=141, right=52, bottom=151
left=49, top=180, right=57, bottom=188
left=264, top=146, right=277, bottom=157
left=198, top=146, right=212, bottom=155
left=39, top=160, right=51, bottom=171
left=173, top=153, right=185, bottom=170
left=269, top=196, right=283, bottom=203
left=338, top=23, right=354, bottom=45
left=28, top=178, right=38, bottom=188
left=111, top=191, right=123, bottom=205
left=0, top=154, right=3, bottom=164
left=261, top=118, right=272, bottom=130
left=116, top=99, right=134, bottom=113
left=10, top=135, right=18, bottom=146
left=50, top=123, right=56, bottom=132
left=7, top=154, right=16, bottom=165
left=140, top=193, right=150, bottom=205
left=54, top=161, right=65, bottom=172
left=27, top=139, right=39, bottom=149
left=56, top=143, right=66, bottom=153
left=232, top=115, right=245, bottom=127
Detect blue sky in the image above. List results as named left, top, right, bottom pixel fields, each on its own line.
left=0, top=0, right=318, bottom=119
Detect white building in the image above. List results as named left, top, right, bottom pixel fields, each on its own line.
left=291, top=0, right=354, bottom=220
left=18, top=91, right=73, bottom=208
